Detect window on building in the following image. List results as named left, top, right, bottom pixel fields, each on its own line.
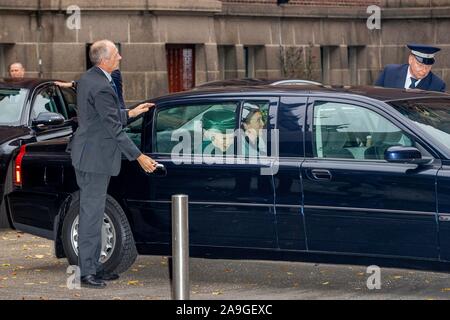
left=320, top=46, right=339, bottom=85
left=218, top=45, right=237, bottom=80
left=348, top=46, right=364, bottom=85
left=166, top=44, right=196, bottom=93
left=0, top=46, right=5, bottom=77
left=244, top=46, right=255, bottom=78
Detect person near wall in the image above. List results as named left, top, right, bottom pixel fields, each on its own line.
left=8, top=62, right=25, bottom=78
left=375, top=44, right=446, bottom=92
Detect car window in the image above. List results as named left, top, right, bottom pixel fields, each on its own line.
left=239, top=101, right=270, bottom=158
left=31, top=86, right=68, bottom=120
left=313, top=101, right=413, bottom=160
left=59, top=87, right=77, bottom=119
left=124, top=116, right=143, bottom=148
left=154, top=102, right=239, bottom=155
left=0, top=88, right=28, bottom=125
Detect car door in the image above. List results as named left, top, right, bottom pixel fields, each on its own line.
left=273, top=96, right=308, bottom=251
left=301, top=97, right=439, bottom=259
left=118, top=97, right=278, bottom=250
left=28, top=84, right=73, bottom=141
left=8, top=84, right=74, bottom=232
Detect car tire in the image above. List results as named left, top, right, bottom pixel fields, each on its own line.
left=61, top=193, right=138, bottom=274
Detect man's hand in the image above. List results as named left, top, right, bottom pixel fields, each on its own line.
left=128, top=102, right=155, bottom=118
left=136, top=154, right=158, bottom=173
left=54, top=81, right=73, bottom=88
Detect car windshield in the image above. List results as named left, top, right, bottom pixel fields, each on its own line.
left=389, top=99, right=450, bottom=149
left=0, top=88, right=28, bottom=125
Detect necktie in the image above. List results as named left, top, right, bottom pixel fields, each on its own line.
left=409, top=77, right=418, bottom=89
left=110, top=80, right=119, bottom=96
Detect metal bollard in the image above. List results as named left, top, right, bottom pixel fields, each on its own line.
left=171, top=194, right=189, bottom=300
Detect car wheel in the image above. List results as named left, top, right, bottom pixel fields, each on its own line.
left=61, top=193, right=137, bottom=274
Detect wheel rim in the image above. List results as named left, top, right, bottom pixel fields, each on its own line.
left=70, top=213, right=116, bottom=263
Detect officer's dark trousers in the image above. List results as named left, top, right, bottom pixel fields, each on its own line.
left=75, top=169, right=111, bottom=277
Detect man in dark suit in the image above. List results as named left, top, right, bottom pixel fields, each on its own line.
left=70, top=39, right=157, bottom=288
left=375, top=44, right=446, bottom=92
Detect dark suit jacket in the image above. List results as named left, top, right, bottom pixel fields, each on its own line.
left=111, top=70, right=125, bottom=109
left=70, top=66, right=141, bottom=176
left=375, top=64, right=446, bottom=92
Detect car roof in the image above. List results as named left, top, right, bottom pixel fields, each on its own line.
left=194, top=78, right=323, bottom=88
left=154, top=84, right=450, bottom=104
left=0, top=77, right=54, bottom=90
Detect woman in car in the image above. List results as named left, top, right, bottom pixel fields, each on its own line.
left=240, top=103, right=267, bottom=157
left=202, top=109, right=236, bottom=156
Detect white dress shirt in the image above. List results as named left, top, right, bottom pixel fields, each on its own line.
left=404, top=67, right=422, bottom=89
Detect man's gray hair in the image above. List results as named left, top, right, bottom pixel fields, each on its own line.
left=89, top=40, right=114, bottom=66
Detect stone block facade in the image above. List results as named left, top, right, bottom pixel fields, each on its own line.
left=1, top=0, right=450, bottom=103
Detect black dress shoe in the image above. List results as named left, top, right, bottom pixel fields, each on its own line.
left=96, top=271, right=120, bottom=281
left=81, top=274, right=106, bottom=288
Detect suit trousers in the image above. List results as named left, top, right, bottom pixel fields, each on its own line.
left=75, top=169, right=111, bottom=277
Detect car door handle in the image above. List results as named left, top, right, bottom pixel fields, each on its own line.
left=145, top=163, right=167, bottom=177
left=310, top=169, right=332, bottom=181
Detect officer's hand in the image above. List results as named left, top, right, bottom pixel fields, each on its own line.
left=128, top=102, right=155, bottom=118
left=136, top=154, right=158, bottom=173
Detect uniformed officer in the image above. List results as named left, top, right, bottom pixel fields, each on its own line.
left=375, top=44, right=446, bottom=92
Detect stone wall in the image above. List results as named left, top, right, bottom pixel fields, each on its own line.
left=1, top=0, right=450, bottom=103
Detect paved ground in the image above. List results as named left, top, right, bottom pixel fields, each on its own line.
left=1, top=229, right=450, bottom=300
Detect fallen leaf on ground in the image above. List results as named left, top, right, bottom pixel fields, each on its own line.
left=442, top=288, right=450, bottom=292
left=212, top=291, right=223, bottom=296
left=1, top=264, right=10, bottom=267
left=322, top=282, right=330, bottom=285
left=127, top=280, right=139, bottom=286
left=393, top=276, right=402, bottom=279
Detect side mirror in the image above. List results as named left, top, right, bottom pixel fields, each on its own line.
left=384, top=146, right=432, bottom=165
left=32, top=112, right=65, bottom=128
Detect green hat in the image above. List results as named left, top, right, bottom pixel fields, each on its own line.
left=202, top=109, right=235, bottom=133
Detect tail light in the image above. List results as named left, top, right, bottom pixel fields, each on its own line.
left=14, top=145, right=26, bottom=187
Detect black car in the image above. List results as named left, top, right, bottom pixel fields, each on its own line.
left=6, top=84, right=450, bottom=274
left=0, top=78, right=77, bottom=228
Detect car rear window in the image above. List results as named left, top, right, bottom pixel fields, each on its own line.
left=0, top=88, right=28, bottom=125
